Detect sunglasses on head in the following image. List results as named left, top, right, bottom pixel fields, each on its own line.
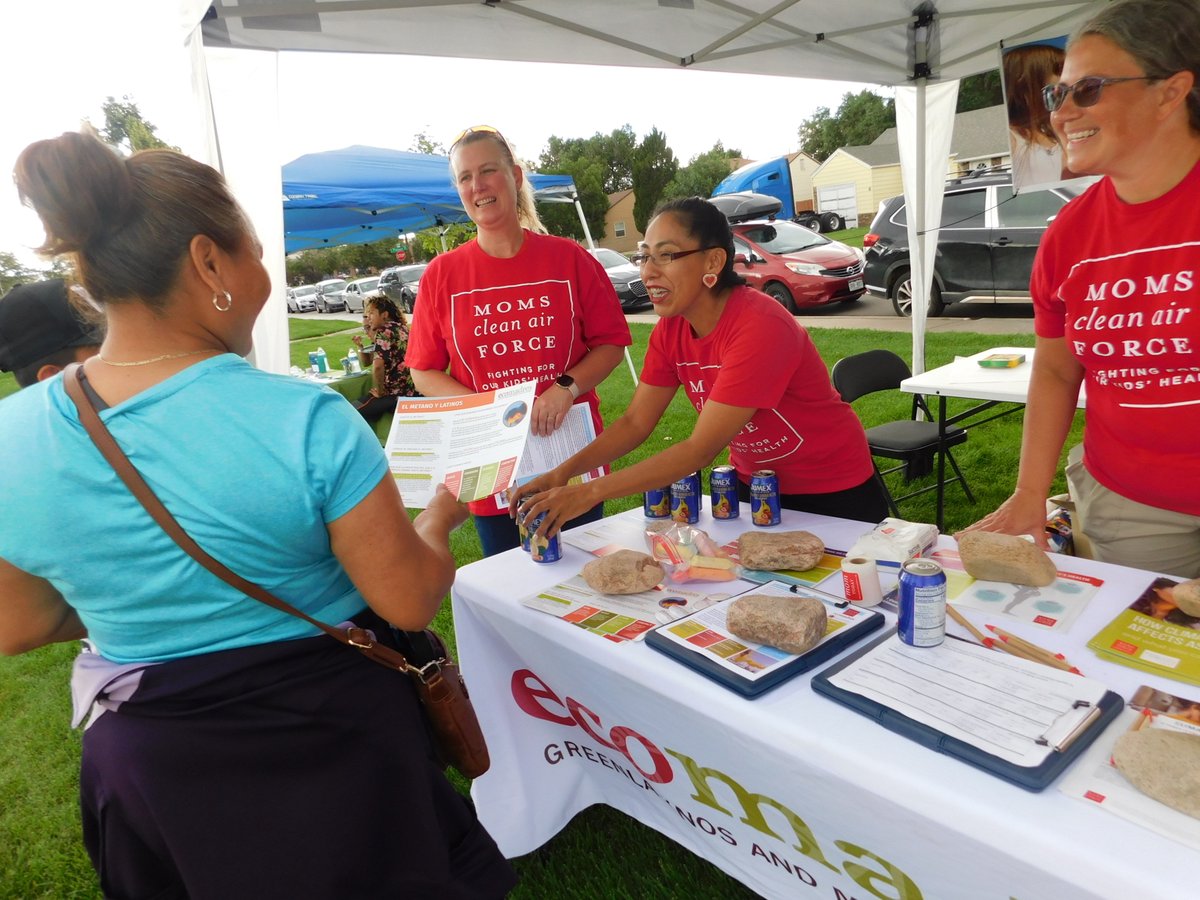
left=1042, top=75, right=1157, bottom=112
left=450, top=124, right=509, bottom=150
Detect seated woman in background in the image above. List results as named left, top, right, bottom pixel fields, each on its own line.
left=510, top=196, right=889, bottom=537
left=352, top=291, right=418, bottom=420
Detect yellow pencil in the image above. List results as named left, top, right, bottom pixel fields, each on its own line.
left=986, top=625, right=1080, bottom=674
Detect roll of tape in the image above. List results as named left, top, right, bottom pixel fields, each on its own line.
left=841, top=556, right=883, bottom=607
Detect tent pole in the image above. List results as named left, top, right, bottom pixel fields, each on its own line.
left=574, top=192, right=638, bottom=387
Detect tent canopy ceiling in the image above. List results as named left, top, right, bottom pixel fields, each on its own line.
left=281, top=145, right=573, bottom=252
left=202, top=0, right=1102, bottom=87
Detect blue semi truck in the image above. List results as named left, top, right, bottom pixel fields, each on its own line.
left=711, top=156, right=845, bottom=233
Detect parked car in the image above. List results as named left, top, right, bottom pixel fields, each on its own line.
left=587, top=248, right=650, bottom=312
left=730, top=219, right=865, bottom=312
left=286, top=284, right=318, bottom=314
left=342, top=276, right=381, bottom=313
left=313, top=278, right=349, bottom=313
left=378, top=263, right=428, bottom=312
left=863, top=171, right=1099, bottom=317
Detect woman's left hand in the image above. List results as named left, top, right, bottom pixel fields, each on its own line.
left=530, top=385, right=575, bottom=437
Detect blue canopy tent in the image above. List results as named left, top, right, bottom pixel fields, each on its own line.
left=282, top=145, right=576, bottom=253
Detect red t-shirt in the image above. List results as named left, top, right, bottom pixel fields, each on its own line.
left=640, top=285, right=874, bottom=495
left=1032, top=160, right=1200, bottom=515
left=406, top=231, right=632, bottom=515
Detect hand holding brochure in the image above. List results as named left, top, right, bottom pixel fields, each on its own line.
left=383, top=381, right=536, bottom=508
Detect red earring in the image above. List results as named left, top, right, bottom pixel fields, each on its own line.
left=702, top=273, right=718, bottom=289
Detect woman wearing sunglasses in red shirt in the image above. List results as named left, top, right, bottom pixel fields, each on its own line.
left=964, top=0, right=1200, bottom=578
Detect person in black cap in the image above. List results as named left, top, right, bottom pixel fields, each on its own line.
left=0, top=278, right=103, bottom=388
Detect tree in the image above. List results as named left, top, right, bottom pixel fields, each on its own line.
left=0, top=251, right=39, bottom=295
left=957, top=70, right=1003, bottom=112
left=798, top=90, right=896, bottom=161
left=97, top=96, right=177, bottom=153
left=537, top=132, right=628, bottom=241
left=663, top=142, right=742, bottom=201
left=631, top=128, right=678, bottom=233
left=411, top=132, right=446, bottom=156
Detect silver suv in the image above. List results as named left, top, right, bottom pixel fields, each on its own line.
left=313, top=278, right=348, bottom=314
left=863, top=172, right=1097, bottom=317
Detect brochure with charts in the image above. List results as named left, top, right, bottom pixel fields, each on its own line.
left=927, top=547, right=1102, bottom=631
left=644, top=580, right=884, bottom=697
left=1087, top=576, right=1200, bottom=687
left=519, top=574, right=731, bottom=644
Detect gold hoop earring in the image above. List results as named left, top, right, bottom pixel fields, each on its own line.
left=213, top=291, right=233, bottom=312
left=702, top=273, right=718, bottom=289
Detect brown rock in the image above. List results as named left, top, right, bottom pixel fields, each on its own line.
left=581, top=550, right=665, bottom=594
left=738, top=530, right=825, bottom=572
left=1173, top=578, right=1200, bottom=618
left=956, top=531, right=1057, bottom=587
left=1112, top=728, right=1200, bottom=820
left=726, top=594, right=827, bottom=654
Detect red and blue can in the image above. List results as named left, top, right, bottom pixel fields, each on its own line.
left=897, top=559, right=946, bottom=647
left=527, top=512, right=561, bottom=563
left=644, top=485, right=672, bottom=519
left=670, top=471, right=701, bottom=524
left=709, top=465, right=740, bottom=519
left=749, top=470, right=781, bottom=527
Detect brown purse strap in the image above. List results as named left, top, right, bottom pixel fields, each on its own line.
left=62, top=363, right=418, bottom=675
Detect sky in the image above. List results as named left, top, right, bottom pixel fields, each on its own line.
left=1, top=16, right=880, bottom=270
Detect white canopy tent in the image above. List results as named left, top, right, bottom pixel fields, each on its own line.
left=25, top=1, right=1108, bottom=373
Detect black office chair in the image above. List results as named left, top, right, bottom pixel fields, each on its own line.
left=831, top=349, right=974, bottom=529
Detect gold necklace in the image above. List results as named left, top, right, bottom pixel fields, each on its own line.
left=96, top=349, right=217, bottom=368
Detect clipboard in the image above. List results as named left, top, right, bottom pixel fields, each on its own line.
left=812, top=631, right=1124, bottom=791
left=645, top=584, right=885, bottom=698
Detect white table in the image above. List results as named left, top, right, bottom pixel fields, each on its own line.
left=453, top=507, right=1194, bottom=900
left=899, top=346, right=1087, bottom=531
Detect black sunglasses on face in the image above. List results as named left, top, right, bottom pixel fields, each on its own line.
left=1042, top=75, right=1157, bottom=112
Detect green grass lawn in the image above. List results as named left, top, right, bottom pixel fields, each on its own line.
left=0, top=319, right=1081, bottom=898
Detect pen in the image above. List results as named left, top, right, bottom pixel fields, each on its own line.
left=946, top=604, right=992, bottom=648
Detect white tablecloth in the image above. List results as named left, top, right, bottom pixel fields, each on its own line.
left=453, top=507, right=1195, bottom=900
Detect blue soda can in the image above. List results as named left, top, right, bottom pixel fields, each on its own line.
left=897, top=559, right=947, bottom=647
left=709, top=465, right=740, bottom=520
left=670, top=472, right=701, bottom=524
left=518, top=514, right=530, bottom=552
left=644, top=485, right=672, bottom=519
left=749, top=470, right=781, bottom=527
left=528, top=512, right=561, bottom=563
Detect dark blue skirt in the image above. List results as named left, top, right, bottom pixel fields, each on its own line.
left=79, top=612, right=516, bottom=899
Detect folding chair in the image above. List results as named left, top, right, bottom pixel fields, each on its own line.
left=831, top=349, right=974, bottom=531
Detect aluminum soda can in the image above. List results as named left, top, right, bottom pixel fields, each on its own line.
left=644, top=486, right=672, bottom=519
left=670, top=471, right=701, bottom=524
left=897, top=559, right=947, bottom=647
left=518, top=514, right=530, bottom=552
left=709, top=465, right=740, bottom=520
left=749, top=470, right=781, bottom=527
left=527, top=512, right=560, bottom=563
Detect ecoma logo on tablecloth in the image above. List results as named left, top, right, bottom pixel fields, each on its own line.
left=511, top=669, right=924, bottom=900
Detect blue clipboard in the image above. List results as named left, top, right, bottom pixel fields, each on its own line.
left=645, top=589, right=885, bottom=698
left=812, top=631, right=1124, bottom=792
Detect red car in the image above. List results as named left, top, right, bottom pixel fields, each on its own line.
left=731, top=219, right=865, bottom=313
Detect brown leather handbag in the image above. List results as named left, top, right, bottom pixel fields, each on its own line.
left=63, top=365, right=490, bottom=779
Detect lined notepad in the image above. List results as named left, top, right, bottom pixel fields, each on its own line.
left=825, top=635, right=1108, bottom=767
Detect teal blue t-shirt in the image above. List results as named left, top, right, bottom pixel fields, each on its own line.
left=0, top=355, right=390, bottom=663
